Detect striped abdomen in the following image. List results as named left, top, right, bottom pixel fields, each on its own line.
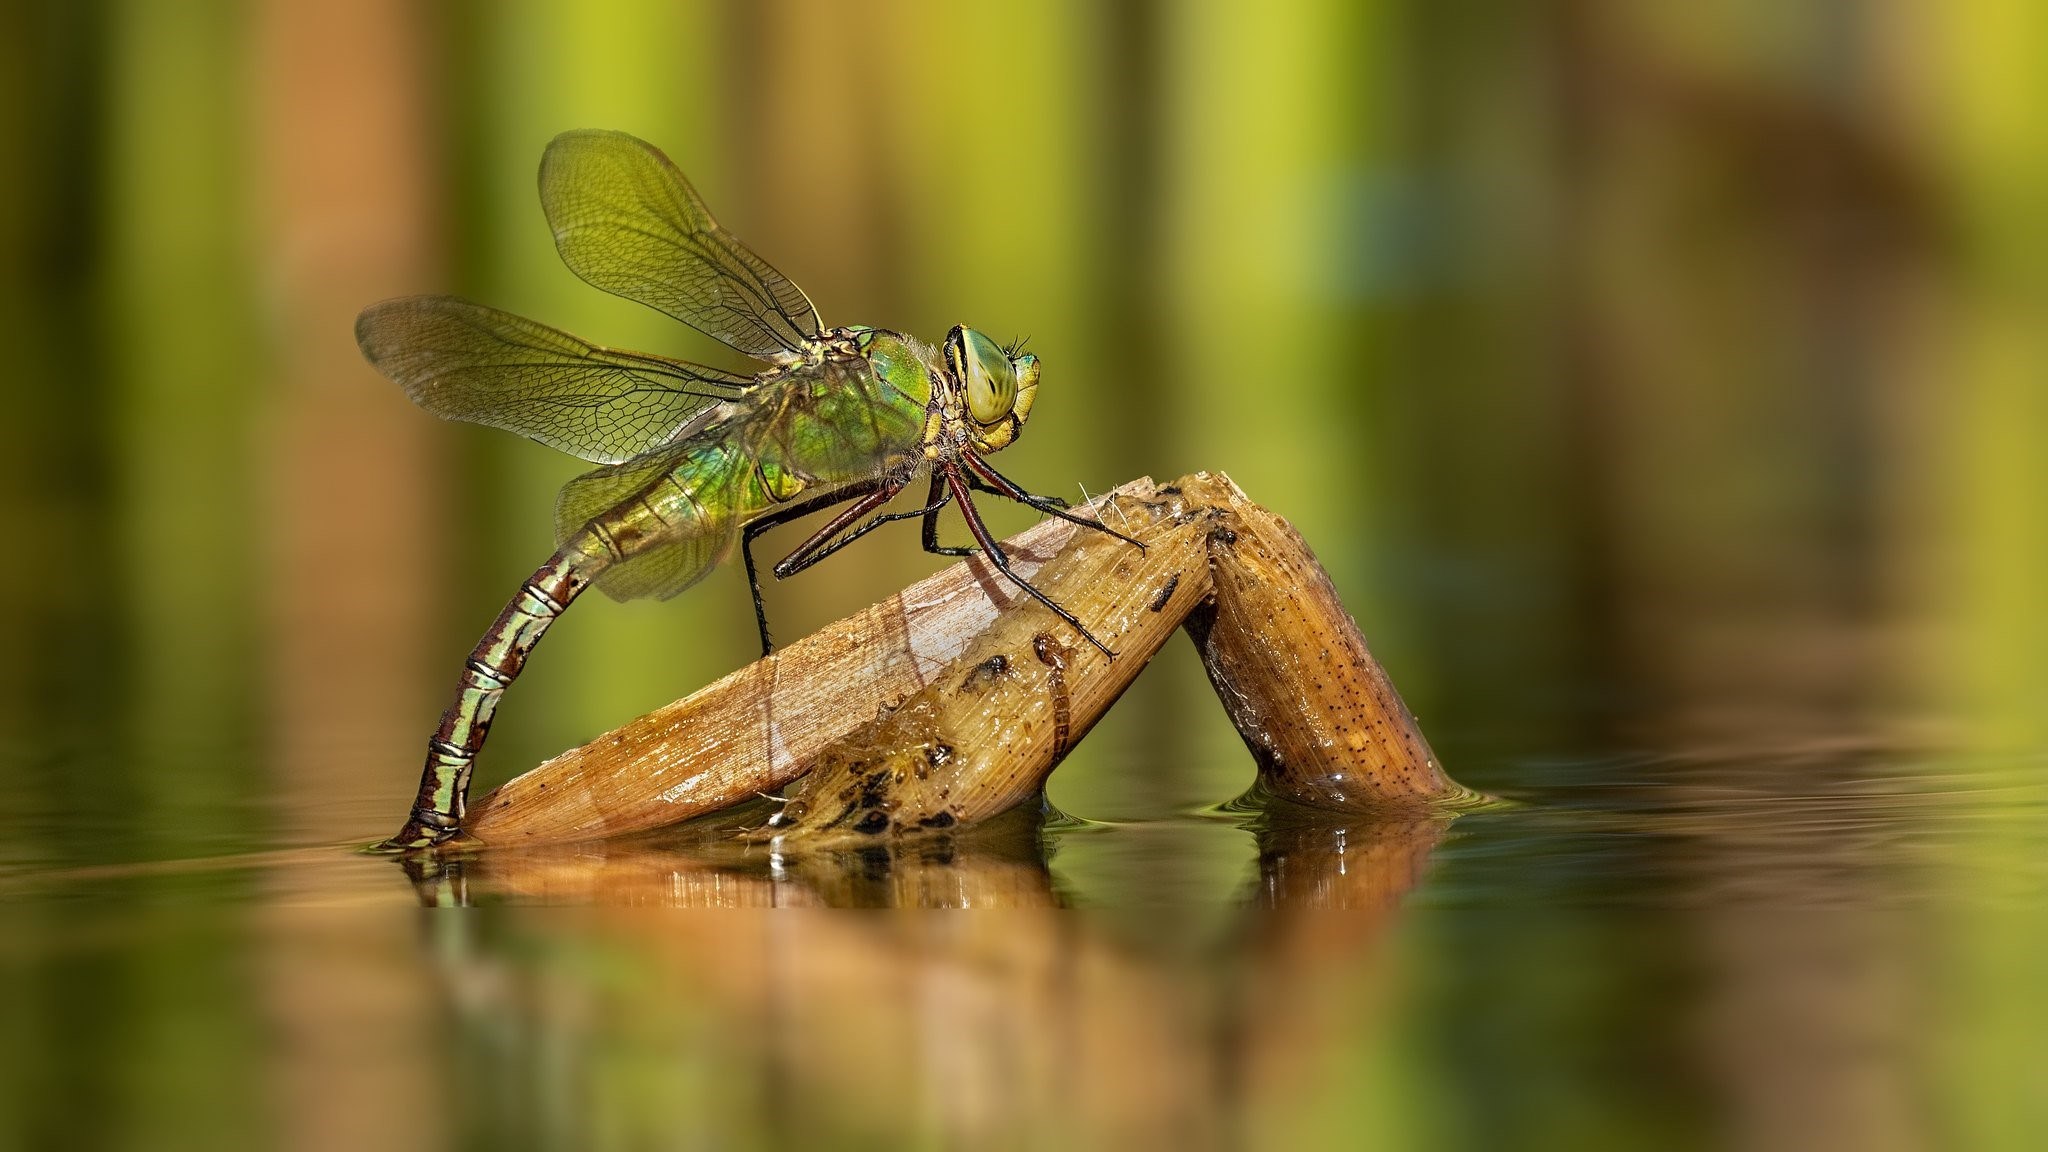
left=381, top=535, right=607, bottom=850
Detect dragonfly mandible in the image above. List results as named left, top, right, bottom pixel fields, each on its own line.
left=356, top=130, right=1140, bottom=851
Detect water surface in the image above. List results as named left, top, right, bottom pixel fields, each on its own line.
left=4, top=720, right=2041, bottom=1151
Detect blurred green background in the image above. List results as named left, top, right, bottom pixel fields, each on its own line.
left=3, top=2, right=2045, bottom=1150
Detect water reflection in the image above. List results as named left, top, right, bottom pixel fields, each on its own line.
left=400, top=804, right=1062, bottom=908
left=353, top=753, right=2038, bottom=1147
left=394, top=799, right=1454, bottom=912
left=396, top=805, right=1453, bottom=1148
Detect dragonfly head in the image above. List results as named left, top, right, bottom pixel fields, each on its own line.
left=945, top=325, right=1039, bottom=453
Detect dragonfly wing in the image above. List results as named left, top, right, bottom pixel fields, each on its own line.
left=540, top=129, right=822, bottom=362
left=356, top=296, right=753, bottom=464
left=553, top=440, right=750, bottom=602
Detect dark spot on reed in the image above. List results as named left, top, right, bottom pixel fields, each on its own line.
left=1149, top=573, right=1181, bottom=612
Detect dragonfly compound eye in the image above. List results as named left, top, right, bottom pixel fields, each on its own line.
left=959, top=327, right=1017, bottom=424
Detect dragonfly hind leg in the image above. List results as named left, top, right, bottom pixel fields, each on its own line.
left=742, top=468, right=946, bottom=657
left=774, top=474, right=951, bottom=582
left=741, top=475, right=893, bottom=657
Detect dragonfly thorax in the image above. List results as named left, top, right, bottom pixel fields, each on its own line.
left=942, top=325, right=1039, bottom=455
left=804, top=326, right=868, bottom=365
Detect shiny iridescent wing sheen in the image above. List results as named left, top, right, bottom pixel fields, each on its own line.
left=539, top=129, right=821, bottom=362
left=355, top=296, right=754, bottom=465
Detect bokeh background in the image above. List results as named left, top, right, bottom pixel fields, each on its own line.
left=3, top=2, right=2045, bottom=1150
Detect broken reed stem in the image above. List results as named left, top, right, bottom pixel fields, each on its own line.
left=455, top=472, right=1465, bottom=849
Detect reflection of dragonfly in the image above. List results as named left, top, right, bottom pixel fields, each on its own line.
left=357, top=130, right=1138, bottom=850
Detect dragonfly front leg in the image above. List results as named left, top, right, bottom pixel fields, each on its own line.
left=941, top=465, right=1116, bottom=658
left=959, top=452, right=1147, bottom=553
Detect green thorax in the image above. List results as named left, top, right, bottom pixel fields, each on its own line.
left=746, top=327, right=935, bottom=501
left=554, top=327, right=941, bottom=604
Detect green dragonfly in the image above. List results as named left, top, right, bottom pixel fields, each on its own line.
left=357, top=130, right=1139, bottom=851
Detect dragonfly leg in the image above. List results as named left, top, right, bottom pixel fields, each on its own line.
left=741, top=476, right=892, bottom=656
left=777, top=474, right=951, bottom=579
left=770, top=473, right=914, bottom=581
left=959, top=452, right=1148, bottom=553
left=918, top=471, right=976, bottom=557
left=942, top=466, right=1116, bottom=659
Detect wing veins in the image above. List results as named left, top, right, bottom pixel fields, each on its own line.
left=594, top=221, right=797, bottom=345
left=541, top=130, right=821, bottom=361
left=356, top=295, right=757, bottom=464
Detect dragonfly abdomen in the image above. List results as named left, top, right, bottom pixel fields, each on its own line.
left=383, top=543, right=604, bottom=849
left=586, top=471, right=703, bottom=557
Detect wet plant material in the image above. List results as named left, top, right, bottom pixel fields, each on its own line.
left=414, top=473, right=1470, bottom=855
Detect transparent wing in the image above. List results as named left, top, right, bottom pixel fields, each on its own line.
left=356, top=295, right=754, bottom=465
left=540, top=129, right=822, bottom=362
left=553, top=440, right=749, bottom=602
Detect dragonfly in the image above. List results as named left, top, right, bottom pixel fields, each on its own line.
left=356, top=130, right=1140, bottom=851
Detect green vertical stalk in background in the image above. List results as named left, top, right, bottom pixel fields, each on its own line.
left=105, top=0, right=261, bottom=854
left=714, top=0, right=941, bottom=637
left=1942, top=1, right=2048, bottom=753
left=1162, top=0, right=1391, bottom=579
left=880, top=4, right=1097, bottom=486
left=1392, top=3, right=1587, bottom=764
left=1937, top=1, right=2048, bottom=1146
left=443, top=9, right=765, bottom=1141
left=97, top=7, right=264, bottom=1151
left=0, top=7, right=124, bottom=1150
left=0, top=7, right=120, bottom=857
